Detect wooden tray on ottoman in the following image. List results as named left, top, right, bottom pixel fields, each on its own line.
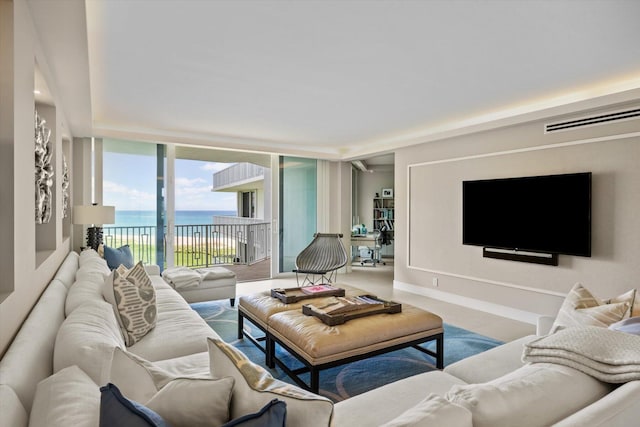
left=271, top=285, right=345, bottom=304
left=302, top=295, right=402, bottom=326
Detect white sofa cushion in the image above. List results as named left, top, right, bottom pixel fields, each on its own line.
left=551, top=283, right=634, bottom=333
left=52, top=251, right=79, bottom=289
left=65, top=278, right=104, bottom=316
left=553, top=380, right=640, bottom=427
left=207, top=338, right=334, bottom=427
left=444, top=335, right=536, bottom=384
left=445, top=363, right=612, bottom=427
left=29, top=366, right=100, bottom=427
left=0, top=280, right=68, bottom=413
left=53, top=300, right=125, bottom=384
left=127, top=278, right=220, bottom=361
left=333, top=370, right=466, bottom=427
left=77, top=249, right=111, bottom=283
left=109, top=347, right=233, bottom=427
left=0, top=385, right=28, bottom=427
left=380, top=393, right=472, bottom=427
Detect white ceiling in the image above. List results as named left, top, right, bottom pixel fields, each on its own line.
left=28, top=0, right=640, bottom=161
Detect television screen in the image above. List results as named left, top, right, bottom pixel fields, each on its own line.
left=462, top=172, right=591, bottom=257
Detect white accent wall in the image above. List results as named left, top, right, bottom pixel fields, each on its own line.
left=394, top=106, right=640, bottom=323
left=0, top=0, right=74, bottom=355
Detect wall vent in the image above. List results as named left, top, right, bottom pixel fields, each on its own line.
left=545, top=107, right=640, bottom=133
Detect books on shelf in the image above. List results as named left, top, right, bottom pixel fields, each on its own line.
left=300, top=284, right=340, bottom=295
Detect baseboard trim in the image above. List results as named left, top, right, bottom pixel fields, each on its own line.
left=394, top=280, right=540, bottom=325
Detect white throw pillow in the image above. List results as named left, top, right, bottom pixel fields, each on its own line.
left=207, top=338, right=334, bottom=427
left=103, top=261, right=157, bottom=346
left=109, top=347, right=233, bottom=427
left=551, top=283, right=634, bottom=333
left=380, top=393, right=472, bottom=427
left=29, top=366, right=100, bottom=427
left=445, top=363, right=611, bottom=427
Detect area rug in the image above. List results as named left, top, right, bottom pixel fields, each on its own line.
left=191, top=300, right=503, bottom=402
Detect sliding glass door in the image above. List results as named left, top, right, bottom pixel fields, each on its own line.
left=279, top=156, right=317, bottom=273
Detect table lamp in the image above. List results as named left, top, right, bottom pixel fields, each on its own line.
left=73, top=204, right=116, bottom=250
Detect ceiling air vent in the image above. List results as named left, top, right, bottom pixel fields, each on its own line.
left=545, top=107, right=640, bottom=133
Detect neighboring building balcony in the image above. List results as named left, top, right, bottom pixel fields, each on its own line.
left=212, top=163, right=265, bottom=191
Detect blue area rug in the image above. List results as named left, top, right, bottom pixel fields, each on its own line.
left=191, top=300, right=503, bottom=402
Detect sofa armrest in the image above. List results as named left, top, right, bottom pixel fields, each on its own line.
left=537, top=315, right=555, bottom=336
left=144, top=264, right=161, bottom=276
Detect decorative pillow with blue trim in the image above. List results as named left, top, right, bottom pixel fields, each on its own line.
left=100, top=383, right=168, bottom=427
left=104, top=245, right=134, bottom=270
left=222, top=399, right=286, bottom=427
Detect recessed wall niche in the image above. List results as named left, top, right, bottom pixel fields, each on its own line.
left=34, top=63, right=58, bottom=266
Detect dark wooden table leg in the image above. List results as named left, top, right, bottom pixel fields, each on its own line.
left=310, top=367, right=320, bottom=393
left=436, top=335, right=444, bottom=369
left=266, top=335, right=275, bottom=368
left=237, top=312, right=244, bottom=340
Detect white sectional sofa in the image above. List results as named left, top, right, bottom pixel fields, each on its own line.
left=1, top=249, right=638, bottom=426
left=0, top=250, right=333, bottom=427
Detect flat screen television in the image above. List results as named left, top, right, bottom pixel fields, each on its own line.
left=462, top=172, right=591, bottom=257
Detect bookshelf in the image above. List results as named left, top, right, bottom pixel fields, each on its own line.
left=373, top=197, right=394, bottom=236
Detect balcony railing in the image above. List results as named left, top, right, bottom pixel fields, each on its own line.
left=103, top=221, right=271, bottom=268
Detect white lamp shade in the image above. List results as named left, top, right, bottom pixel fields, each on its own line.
left=73, top=205, right=116, bottom=225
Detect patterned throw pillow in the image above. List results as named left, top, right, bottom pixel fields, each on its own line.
left=104, top=261, right=157, bottom=346
left=550, top=283, right=635, bottom=333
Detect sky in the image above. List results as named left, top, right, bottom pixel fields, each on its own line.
left=103, top=152, right=238, bottom=211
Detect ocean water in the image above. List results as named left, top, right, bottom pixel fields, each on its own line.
left=114, top=210, right=237, bottom=227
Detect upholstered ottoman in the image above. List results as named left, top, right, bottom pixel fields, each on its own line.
left=162, top=266, right=237, bottom=305
left=238, top=285, right=444, bottom=392
left=267, top=305, right=444, bottom=392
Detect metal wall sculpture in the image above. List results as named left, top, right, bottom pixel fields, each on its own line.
left=35, top=110, right=54, bottom=224
left=62, top=155, right=69, bottom=218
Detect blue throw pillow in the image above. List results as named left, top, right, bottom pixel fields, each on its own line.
left=222, top=399, right=286, bottom=427
left=609, top=316, right=640, bottom=336
left=104, top=245, right=134, bottom=270
left=100, top=383, right=169, bottom=427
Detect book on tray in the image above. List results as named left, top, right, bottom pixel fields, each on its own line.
left=300, top=284, right=340, bottom=295
left=311, top=295, right=383, bottom=315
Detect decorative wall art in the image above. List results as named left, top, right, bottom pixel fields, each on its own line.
left=62, top=155, right=69, bottom=218
left=35, top=110, right=54, bottom=224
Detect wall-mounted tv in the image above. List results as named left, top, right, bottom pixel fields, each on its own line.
left=462, top=172, right=591, bottom=257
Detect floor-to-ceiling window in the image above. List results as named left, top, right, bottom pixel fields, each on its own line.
left=102, top=139, right=160, bottom=264
left=102, top=140, right=273, bottom=280
left=279, top=156, right=317, bottom=273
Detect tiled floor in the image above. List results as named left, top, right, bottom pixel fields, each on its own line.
left=236, top=259, right=536, bottom=343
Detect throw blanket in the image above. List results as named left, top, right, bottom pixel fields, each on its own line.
left=523, top=326, right=640, bottom=383
left=195, top=267, right=236, bottom=280
left=162, top=267, right=236, bottom=290
left=162, top=267, right=201, bottom=289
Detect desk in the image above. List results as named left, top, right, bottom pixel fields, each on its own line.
left=350, top=234, right=377, bottom=261
left=350, top=234, right=376, bottom=246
